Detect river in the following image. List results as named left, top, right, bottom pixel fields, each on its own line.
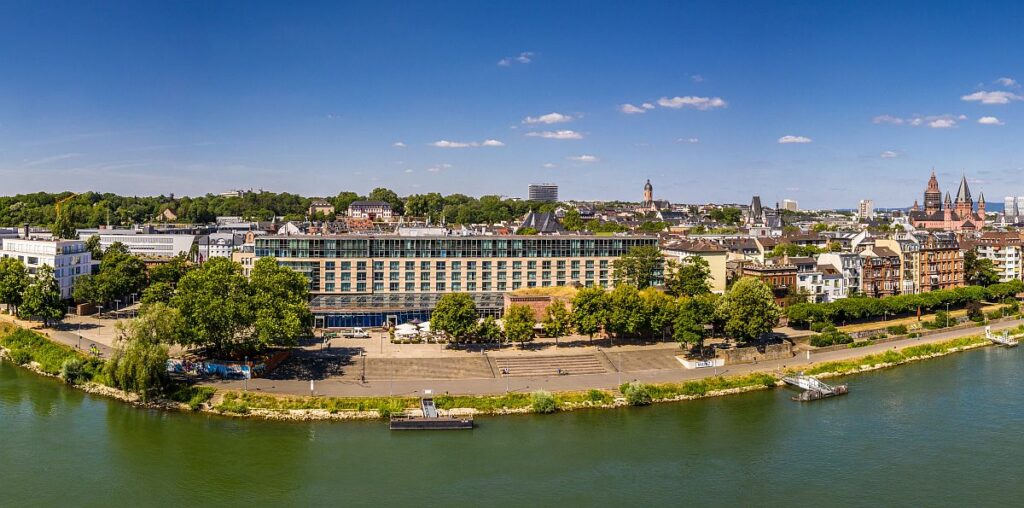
left=2, top=346, right=1023, bottom=506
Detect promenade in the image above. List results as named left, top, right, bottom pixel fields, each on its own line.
left=206, top=318, right=1023, bottom=397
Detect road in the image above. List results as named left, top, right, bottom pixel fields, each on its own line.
left=206, top=318, right=1023, bottom=397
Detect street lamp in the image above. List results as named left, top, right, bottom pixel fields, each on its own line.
left=946, top=303, right=950, bottom=327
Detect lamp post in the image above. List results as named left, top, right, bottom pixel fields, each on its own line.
left=945, top=303, right=950, bottom=328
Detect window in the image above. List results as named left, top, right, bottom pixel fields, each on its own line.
left=557, top=270, right=566, bottom=279
left=513, top=272, right=522, bottom=280
left=557, top=260, right=566, bottom=269
left=467, top=261, right=476, bottom=270
left=542, top=271, right=551, bottom=280
left=405, top=261, right=415, bottom=271
left=357, top=282, right=366, bottom=292
left=451, top=272, right=461, bottom=281
left=571, top=271, right=580, bottom=280
left=586, top=260, right=595, bottom=269
left=341, top=283, right=351, bottom=291
left=373, top=272, right=384, bottom=281
left=497, top=272, right=506, bottom=281
left=390, top=282, right=399, bottom=291
left=451, top=283, right=461, bottom=291
left=405, top=272, right=415, bottom=281
left=483, top=282, right=492, bottom=291
left=357, top=272, right=367, bottom=281
left=451, top=261, right=461, bottom=271
left=467, top=272, right=475, bottom=280
left=436, top=261, right=446, bottom=270
left=341, top=273, right=351, bottom=281
left=421, top=272, right=430, bottom=281
left=527, top=272, right=536, bottom=280
left=571, top=260, right=580, bottom=269
left=405, top=282, right=414, bottom=291
left=389, top=271, right=399, bottom=280
left=373, top=261, right=384, bottom=270
left=421, top=282, right=430, bottom=291
left=467, top=282, right=476, bottom=291
left=436, top=282, right=446, bottom=291
left=483, top=261, right=492, bottom=270
left=542, top=260, right=551, bottom=270
left=374, top=282, right=384, bottom=291
left=513, top=261, right=522, bottom=270
left=527, top=261, right=536, bottom=270
left=436, top=271, right=446, bottom=280
left=421, top=261, right=430, bottom=270
left=325, top=261, right=335, bottom=270
left=357, top=261, right=366, bottom=270
left=482, top=271, right=491, bottom=280
left=498, top=261, right=507, bottom=270
left=497, top=281, right=506, bottom=291
left=512, top=282, right=522, bottom=290
left=342, top=261, right=352, bottom=270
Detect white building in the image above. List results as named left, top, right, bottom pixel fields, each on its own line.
left=94, top=233, right=196, bottom=258
left=781, top=199, right=798, bottom=211
left=347, top=201, right=394, bottom=220
left=0, top=238, right=92, bottom=299
left=197, top=233, right=243, bottom=261
left=818, top=252, right=864, bottom=298
left=857, top=199, right=874, bottom=219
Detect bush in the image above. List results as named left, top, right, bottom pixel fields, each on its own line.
left=849, top=340, right=872, bottom=348
left=809, top=321, right=832, bottom=333
left=986, top=309, right=1005, bottom=320
left=886, top=324, right=908, bottom=335
left=530, top=390, right=558, bottom=414
left=809, top=329, right=854, bottom=347
left=585, top=389, right=612, bottom=404
left=168, top=385, right=216, bottom=410
left=60, top=357, right=86, bottom=384
left=908, top=332, right=921, bottom=338
left=9, top=349, right=31, bottom=365
left=620, top=382, right=653, bottom=406
left=966, top=302, right=984, bottom=322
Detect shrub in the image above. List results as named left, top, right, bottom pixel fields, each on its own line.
left=986, top=309, right=1005, bottom=320
left=9, top=349, right=31, bottom=365
left=531, top=390, right=558, bottom=414
left=809, top=329, right=854, bottom=347
left=60, top=357, right=86, bottom=384
left=966, top=301, right=984, bottom=322
left=886, top=324, right=908, bottom=335
left=585, top=389, right=612, bottom=404
left=168, top=385, right=216, bottom=410
left=849, top=340, right=872, bottom=348
left=908, top=332, right=921, bottom=338
left=809, top=321, right=832, bottom=333
left=870, top=333, right=887, bottom=340
left=620, top=382, right=653, bottom=406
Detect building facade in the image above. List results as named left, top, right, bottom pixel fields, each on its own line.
left=741, top=263, right=797, bottom=307
left=347, top=201, right=393, bottom=220
left=965, top=232, right=1023, bottom=282
left=661, top=239, right=728, bottom=293
left=527, top=183, right=559, bottom=203
left=909, top=171, right=986, bottom=231
left=917, top=231, right=964, bottom=292
left=0, top=238, right=92, bottom=299
left=860, top=246, right=902, bottom=297
left=94, top=233, right=196, bottom=259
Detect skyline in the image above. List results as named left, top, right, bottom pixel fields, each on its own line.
left=1, top=1, right=1024, bottom=206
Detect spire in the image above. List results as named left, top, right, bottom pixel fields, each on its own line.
left=944, top=192, right=953, bottom=207
left=979, top=192, right=985, bottom=204
left=644, top=179, right=653, bottom=191
left=956, top=175, right=972, bottom=203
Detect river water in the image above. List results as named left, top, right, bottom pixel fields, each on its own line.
left=2, top=347, right=1023, bottom=506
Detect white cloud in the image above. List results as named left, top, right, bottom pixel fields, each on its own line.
left=404, top=169, right=414, bottom=173
left=498, top=51, right=533, bottom=66
left=567, top=155, right=599, bottom=163
left=978, top=116, right=1005, bottom=125
left=996, top=77, right=1019, bottom=88
left=426, top=163, right=452, bottom=173
left=523, top=112, right=574, bottom=124
left=542, top=163, right=556, bottom=168
left=961, top=90, right=1023, bottom=105
left=880, top=150, right=900, bottom=159
left=778, top=135, right=812, bottom=144
left=657, top=96, right=727, bottom=110
left=875, top=114, right=963, bottom=128
left=690, top=74, right=704, bottom=83
left=525, top=130, right=583, bottom=140
left=676, top=137, right=700, bottom=144
left=619, top=103, right=647, bottom=114
left=24, top=153, right=82, bottom=167
left=392, top=141, right=406, bottom=148
left=642, top=103, right=654, bottom=109
left=430, top=139, right=504, bottom=148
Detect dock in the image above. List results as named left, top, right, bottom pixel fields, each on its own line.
left=389, top=390, right=474, bottom=430
left=782, top=374, right=849, bottom=402
left=985, top=326, right=1019, bottom=347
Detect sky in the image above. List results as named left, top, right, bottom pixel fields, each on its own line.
left=1, top=0, right=1024, bottom=208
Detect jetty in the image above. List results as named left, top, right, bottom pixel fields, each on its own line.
left=782, top=374, right=849, bottom=402
left=389, top=390, right=474, bottom=430
left=985, top=326, right=1019, bottom=347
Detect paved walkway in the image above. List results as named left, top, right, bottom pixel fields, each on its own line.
left=0, top=312, right=116, bottom=357
left=206, top=318, right=1024, bottom=397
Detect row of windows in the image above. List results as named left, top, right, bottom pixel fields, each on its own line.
left=322, top=270, right=608, bottom=281
left=255, top=236, right=657, bottom=259
left=321, top=280, right=609, bottom=293
left=320, top=259, right=610, bottom=270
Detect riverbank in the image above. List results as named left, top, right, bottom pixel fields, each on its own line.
left=0, top=320, right=1016, bottom=422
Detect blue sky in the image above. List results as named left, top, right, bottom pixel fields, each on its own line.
left=1, top=1, right=1023, bottom=208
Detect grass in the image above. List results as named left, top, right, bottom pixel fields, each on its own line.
left=214, top=391, right=421, bottom=416
left=636, top=373, right=779, bottom=400
left=838, top=304, right=1007, bottom=333
left=803, top=335, right=988, bottom=376
left=168, top=385, right=216, bottom=411
left=510, top=286, right=578, bottom=299
left=0, top=326, right=93, bottom=377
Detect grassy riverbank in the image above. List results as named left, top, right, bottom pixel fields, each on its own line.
left=2, top=320, right=1018, bottom=421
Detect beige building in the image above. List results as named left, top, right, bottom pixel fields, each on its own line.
left=661, top=238, right=728, bottom=293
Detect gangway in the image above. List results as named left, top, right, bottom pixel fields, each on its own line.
left=389, top=389, right=473, bottom=430
left=420, top=392, right=439, bottom=418
left=782, top=374, right=849, bottom=401
left=985, top=326, right=1019, bottom=347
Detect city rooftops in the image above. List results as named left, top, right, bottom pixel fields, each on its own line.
left=259, top=232, right=657, bottom=240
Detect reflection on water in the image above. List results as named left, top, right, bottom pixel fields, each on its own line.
left=3, top=349, right=1024, bottom=506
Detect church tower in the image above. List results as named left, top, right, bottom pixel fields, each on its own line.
left=924, top=170, right=942, bottom=214
left=955, top=174, right=973, bottom=218
left=643, top=179, right=653, bottom=204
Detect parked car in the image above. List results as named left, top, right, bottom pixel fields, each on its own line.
left=342, top=327, right=370, bottom=338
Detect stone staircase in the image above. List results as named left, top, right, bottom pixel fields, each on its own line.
left=359, top=358, right=494, bottom=380
left=494, top=354, right=607, bottom=377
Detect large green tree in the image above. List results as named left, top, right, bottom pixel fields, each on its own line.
left=541, top=301, right=572, bottom=346
left=431, top=293, right=478, bottom=343
left=249, top=258, right=313, bottom=350
left=170, top=257, right=254, bottom=356
left=476, top=315, right=503, bottom=345
left=570, top=286, right=609, bottom=341
left=639, top=287, right=677, bottom=341
left=368, top=187, right=405, bottom=215
left=107, top=305, right=174, bottom=401
left=964, top=250, right=999, bottom=287
left=612, top=245, right=663, bottom=289
left=503, top=304, right=536, bottom=347
left=674, top=294, right=719, bottom=353
left=716, top=277, right=781, bottom=341
left=605, top=284, right=645, bottom=338
left=20, top=265, right=66, bottom=326
left=664, top=256, right=712, bottom=297
left=148, top=254, right=192, bottom=286
left=0, top=257, right=28, bottom=316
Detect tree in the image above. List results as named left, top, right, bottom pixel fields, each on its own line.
left=148, top=255, right=192, bottom=286
left=368, top=187, right=405, bottom=215
left=612, top=245, right=663, bottom=289
left=248, top=257, right=313, bottom=350
left=171, top=257, right=253, bottom=356
left=140, top=281, right=175, bottom=308
left=20, top=265, right=66, bottom=326
left=716, top=277, right=781, bottom=342
left=52, top=212, right=76, bottom=240
left=107, top=306, right=173, bottom=401
left=709, top=207, right=742, bottom=224
left=76, top=248, right=149, bottom=306
left=562, top=209, right=583, bottom=231
left=664, top=256, right=712, bottom=297
left=964, top=250, right=999, bottom=287
left=541, top=301, right=572, bottom=346
left=84, top=235, right=103, bottom=260
left=570, top=286, right=608, bottom=342
left=639, top=287, right=677, bottom=341
left=674, top=294, right=718, bottom=354
left=476, top=315, right=503, bottom=345
left=605, top=284, right=644, bottom=339
left=432, top=293, right=478, bottom=343
left=504, top=304, right=536, bottom=347
left=0, top=257, right=28, bottom=315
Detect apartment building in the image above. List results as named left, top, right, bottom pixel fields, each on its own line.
left=254, top=234, right=660, bottom=327
left=0, top=238, right=92, bottom=299
left=965, top=232, right=1022, bottom=282
left=741, top=262, right=797, bottom=307
left=818, top=252, right=864, bottom=298
left=917, top=231, right=963, bottom=292
left=860, top=246, right=902, bottom=297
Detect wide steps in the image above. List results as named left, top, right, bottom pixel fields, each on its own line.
left=359, top=358, right=494, bottom=380
left=494, top=354, right=607, bottom=377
